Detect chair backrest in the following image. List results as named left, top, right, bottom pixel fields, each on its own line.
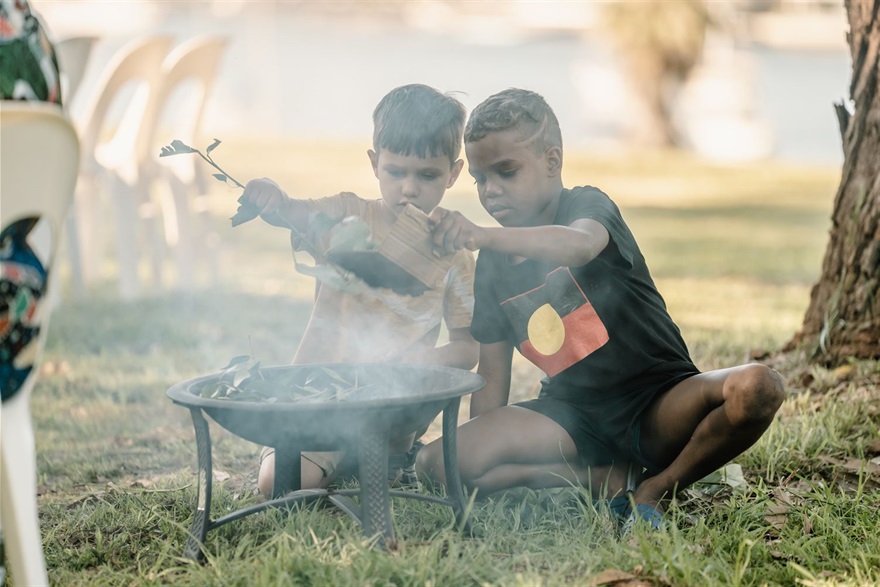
left=76, top=35, right=173, bottom=173
left=150, top=35, right=229, bottom=184
left=55, top=36, right=98, bottom=109
left=0, top=102, right=80, bottom=401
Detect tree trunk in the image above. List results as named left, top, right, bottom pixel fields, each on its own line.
left=602, top=0, right=708, bottom=148
left=788, top=0, right=880, bottom=363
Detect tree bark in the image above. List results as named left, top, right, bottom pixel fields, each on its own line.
left=788, top=0, right=880, bottom=363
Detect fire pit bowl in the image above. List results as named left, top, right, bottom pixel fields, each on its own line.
left=167, top=363, right=482, bottom=449
left=167, top=363, right=484, bottom=559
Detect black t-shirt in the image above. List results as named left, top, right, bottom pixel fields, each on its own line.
left=471, top=186, right=699, bottom=436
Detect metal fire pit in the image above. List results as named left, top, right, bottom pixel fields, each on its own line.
left=167, top=363, right=484, bottom=559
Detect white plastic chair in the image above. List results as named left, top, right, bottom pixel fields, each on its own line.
left=69, top=35, right=173, bottom=299
left=149, top=35, right=229, bottom=290
left=0, top=101, right=80, bottom=587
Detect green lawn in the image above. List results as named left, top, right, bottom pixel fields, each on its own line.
left=26, top=143, right=880, bottom=586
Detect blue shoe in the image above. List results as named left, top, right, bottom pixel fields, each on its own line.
left=590, top=464, right=643, bottom=523
left=591, top=493, right=632, bottom=522
left=620, top=503, right=665, bottom=534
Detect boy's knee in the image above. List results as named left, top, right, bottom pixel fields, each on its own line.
left=258, top=454, right=274, bottom=499
left=728, top=364, right=786, bottom=421
left=415, top=441, right=446, bottom=485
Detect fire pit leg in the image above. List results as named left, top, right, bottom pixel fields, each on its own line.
left=272, top=448, right=301, bottom=498
left=184, top=408, right=213, bottom=561
left=442, top=398, right=473, bottom=535
left=358, top=428, right=395, bottom=548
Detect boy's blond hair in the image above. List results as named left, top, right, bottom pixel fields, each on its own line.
left=372, top=83, right=466, bottom=164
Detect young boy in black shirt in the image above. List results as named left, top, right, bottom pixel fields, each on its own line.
left=417, top=88, right=786, bottom=530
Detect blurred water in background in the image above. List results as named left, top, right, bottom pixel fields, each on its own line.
left=42, top=1, right=850, bottom=166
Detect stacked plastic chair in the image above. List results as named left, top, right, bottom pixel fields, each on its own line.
left=68, top=34, right=228, bottom=297
left=69, top=35, right=173, bottom=299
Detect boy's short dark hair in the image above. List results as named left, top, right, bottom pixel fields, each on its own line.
left=372, top=84, right=466, bottom=164
left=465, top=88, right=562, bottom=153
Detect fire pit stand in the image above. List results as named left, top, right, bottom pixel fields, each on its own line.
left=167, top=364, right=484, bottom=560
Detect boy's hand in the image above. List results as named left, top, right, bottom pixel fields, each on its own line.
left=428, top=207, right=486, bottom=255
left=241, top=178, right=289, bottom=219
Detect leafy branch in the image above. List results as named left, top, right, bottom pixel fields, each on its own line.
left=159, top=138, right=259, bottom=226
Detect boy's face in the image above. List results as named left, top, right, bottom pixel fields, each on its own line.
left=368, top=149, right=463, bottom=217
left=465, top=129, right=562, bottom=227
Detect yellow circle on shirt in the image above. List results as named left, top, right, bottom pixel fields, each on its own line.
left=527, top=303, right=565, bottom=356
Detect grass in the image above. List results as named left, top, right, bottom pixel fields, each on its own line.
left=20, top=143, right=880, bottom=586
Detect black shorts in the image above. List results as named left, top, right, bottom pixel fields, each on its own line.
left=515, top=371, right=696, bottom=474
left=516, top=396, right=622, bottom=466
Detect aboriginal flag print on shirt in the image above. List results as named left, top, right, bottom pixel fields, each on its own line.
left=500, top=267, right=608, bottom=377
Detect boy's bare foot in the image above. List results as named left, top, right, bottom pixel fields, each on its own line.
left=630, top=474, right=670, bottom=511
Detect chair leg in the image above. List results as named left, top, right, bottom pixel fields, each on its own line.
left=166, top=178, right=195, bottom=292
left=71, top=176, right=103, bottom=291
left=138, top=185, right=166, bottom=295
left=166, top=172, right=221, bottom=289
left=63, top=208, right=87, bottom=299
left=110, top=175, right=141, bottom=300
left=0, top=389, right=50, bottom=587
left=191, top=180, right=223, bottom=290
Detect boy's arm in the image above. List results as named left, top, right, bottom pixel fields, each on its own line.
left=397, top=327, right=478, bottom=371
left=470, top=340, right=514, bottom=419
left=240, top=177, right=310, bottom=232
left=429, top=208, right=609, bottom=268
